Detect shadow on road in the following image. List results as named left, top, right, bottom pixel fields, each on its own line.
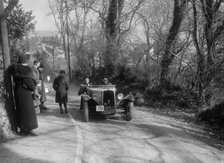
left=0, top=146, right=54, bottom=163
left=93, top=116, right=224, bottom=151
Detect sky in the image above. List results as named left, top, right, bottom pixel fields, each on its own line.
left=19, top=0, right=57, bottom=31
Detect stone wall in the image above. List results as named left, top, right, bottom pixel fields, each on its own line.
left=0, top=102, right=12, bottom=142
left=0, top=67, right=13, bottom=142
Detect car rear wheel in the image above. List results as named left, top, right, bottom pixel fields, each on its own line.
left=126, top=101, right=133, bottom=121
left=83, top=101, right=89, bottom=122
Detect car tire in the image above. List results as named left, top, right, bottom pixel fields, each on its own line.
left=126, top=101, right=133, bottom=121
left=83, top=101, right=89, bottom=122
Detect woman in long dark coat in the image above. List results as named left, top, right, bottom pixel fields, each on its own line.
left=11, top=54, right=38, bottom=136
left=53, top=70, right=69, bottom=114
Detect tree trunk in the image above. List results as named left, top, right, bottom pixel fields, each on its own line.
left=65, top=0, right=71, bottom=81
left=160, top=0, right=188, bottom=86
left=105, top=0, right=118, bottom=75
left=191, top=0, right=224, bottom=107
left=191, top=0, right=204, bottom=101
left=0, top=0, right=17, bottom=132
left=199, top=0, right=217, bottom=107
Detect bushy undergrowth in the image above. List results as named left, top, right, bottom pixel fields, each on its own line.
left=74, top=66, right=199, bottom=108
left=197, top=103, right=224, bottom=130
left=145, top=82, right=199, bottom=110
left=112, top=66, right=147, bottom=106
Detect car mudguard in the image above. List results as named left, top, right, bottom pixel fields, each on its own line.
left=123, top=94, right=135, bottom=102
left=118, top=93, right=135, bottom=107
left=82, top=94, right=91, bottom=102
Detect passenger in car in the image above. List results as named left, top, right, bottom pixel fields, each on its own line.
left=103, top=78, right=112, bottom=85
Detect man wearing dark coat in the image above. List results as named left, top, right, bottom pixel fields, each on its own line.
left=53, top=70, right=69, bottom=114
left=11, top=54, right=38, bottom=136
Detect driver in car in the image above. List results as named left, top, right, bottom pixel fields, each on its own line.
left=78, top=77, right=91, bottom=95
left=78, top=77, right=92, bottom=110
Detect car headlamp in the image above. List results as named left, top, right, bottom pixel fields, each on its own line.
left=117, top=93, right=124, bottom=100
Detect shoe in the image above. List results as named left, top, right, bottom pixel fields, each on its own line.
left=40, top=104, right=48, bottom=110
left=19, top=129, right=29, bottom=136
left=28, top=131, right=38, bottom=136
left=42, top=106, right=48, bottom=110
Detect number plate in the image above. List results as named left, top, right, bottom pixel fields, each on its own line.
left=96, top=105, right=104, bottom=112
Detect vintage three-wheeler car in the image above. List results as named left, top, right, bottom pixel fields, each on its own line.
left=80, top=85, right=135, bottom=122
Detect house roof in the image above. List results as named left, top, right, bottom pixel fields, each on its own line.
left=35, top=30, right=58, bottom=37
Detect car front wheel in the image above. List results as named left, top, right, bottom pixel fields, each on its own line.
left=83, top=101, right=89, bottom=122
left=125, top=101, right=133, bottom=121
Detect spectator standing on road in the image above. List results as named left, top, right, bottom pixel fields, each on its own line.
left=38, top=63, right=48, bottom=111
left=31, top=60, right=41, bottom=84
left=31, top=60, right=41, bottom=113
left=11, top=54, right=38, bottom=136
left=53, top=70, right=69, bottom=114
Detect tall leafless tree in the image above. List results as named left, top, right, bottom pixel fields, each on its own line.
left=160, top=0, right=188, bottom=86
left=199, top=0, right=224, bottom=106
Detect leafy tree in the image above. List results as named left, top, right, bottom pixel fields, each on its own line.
left=0, top=0, right=19, bottom=138
left=0, top=1, right=35, bottom=138
left=6, top=3, right=35, bottom=55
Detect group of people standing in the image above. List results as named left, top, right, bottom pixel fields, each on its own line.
left=8, top=53, right=70, bottom=136
left=8, top=53, right=113, bottom=136
left=31, top=59, right=47, bottom=112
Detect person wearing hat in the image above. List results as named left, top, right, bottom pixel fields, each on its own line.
left=11, top=54, right=38, bottom=136
left=78, top=77, right=92, bottom=110
left=38, top=63, right=48, bottom=111
left=31, top=59, right=41, bottom=113
left=78, top=77, right=92, bottom=96
left=103, top=77, right=112, bottom=85
left=31, top=60, right=41, bottom=83
left=53, top=70, right=69, bottom=114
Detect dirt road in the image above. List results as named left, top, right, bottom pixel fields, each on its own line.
left=1, top=83, right=223, bottom=163
left=69, top=85, right=224, bottom=163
